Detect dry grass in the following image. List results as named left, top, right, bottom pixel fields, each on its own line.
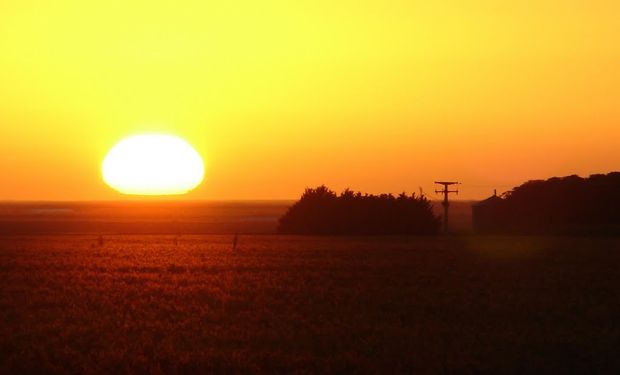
left=1, top=235, right=619, bottom=373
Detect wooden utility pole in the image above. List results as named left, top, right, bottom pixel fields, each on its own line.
left=434, top=181, right=459, bottom=233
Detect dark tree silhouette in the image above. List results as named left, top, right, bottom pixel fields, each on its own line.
left=475, top=172, right=620, bottom=234
left=278, top=186, right=441, bottom=235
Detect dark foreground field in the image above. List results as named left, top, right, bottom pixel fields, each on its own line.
left=1, top=235, right=620, bottom=373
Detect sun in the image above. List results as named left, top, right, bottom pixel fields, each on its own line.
left=102, top=134, right=205, bottom=196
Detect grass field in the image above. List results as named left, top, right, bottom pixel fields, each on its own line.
left=2, top=234, right=620, bottom=373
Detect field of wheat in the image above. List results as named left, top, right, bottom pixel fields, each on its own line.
left=1, top=234, right=619, bottom=373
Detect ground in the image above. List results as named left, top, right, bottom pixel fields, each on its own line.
left=1, top=235, right=619, bottom=373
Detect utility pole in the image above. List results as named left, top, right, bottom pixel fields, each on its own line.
left=434, top=181, right=460, bottom=233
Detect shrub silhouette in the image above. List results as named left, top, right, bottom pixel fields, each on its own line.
left=478, top=172, right=620, bottom=234
left=278, top=186, right=441, bottom=235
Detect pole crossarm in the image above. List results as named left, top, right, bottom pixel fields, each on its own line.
left=434, top=181, right=460, bottom=233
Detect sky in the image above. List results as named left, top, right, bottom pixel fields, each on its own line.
left=0, top=0, right=619, bottom=200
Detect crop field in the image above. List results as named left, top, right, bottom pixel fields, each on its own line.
left=2, top=234, right=620, bottom=373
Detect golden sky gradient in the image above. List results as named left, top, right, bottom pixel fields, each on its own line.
left=0, top=1, right=619, bottom=200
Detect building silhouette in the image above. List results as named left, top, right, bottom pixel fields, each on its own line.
left=471, top=190, right=504, bottom=233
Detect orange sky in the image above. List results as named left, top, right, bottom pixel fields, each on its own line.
left=0, top=1, right=619, bottom=200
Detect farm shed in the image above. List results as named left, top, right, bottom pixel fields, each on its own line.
left=472, top=191, right=505, bottom=233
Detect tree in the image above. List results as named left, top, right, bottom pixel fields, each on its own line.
left=278, top=186, right=441, bottom=235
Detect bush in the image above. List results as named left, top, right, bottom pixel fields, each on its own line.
left=278, top=186, right=441, bottom=235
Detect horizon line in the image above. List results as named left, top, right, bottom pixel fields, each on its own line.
left=0, top=198, right=480, bottom=204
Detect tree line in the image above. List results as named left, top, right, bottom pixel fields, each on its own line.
left=278, top=186, right=440, bottom=235
left=484, top=172, right=620, bottom=234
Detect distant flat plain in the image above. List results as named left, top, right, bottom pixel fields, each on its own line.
left=0, top=201, right=292, bottom=235
left=0, top=200, right=474, bottom=235
left=2, top=232, right=620, bottom=373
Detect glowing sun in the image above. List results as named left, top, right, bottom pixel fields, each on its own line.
left=102, top=134, right=205, bottom=195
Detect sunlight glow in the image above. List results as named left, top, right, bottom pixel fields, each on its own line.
left=102, top=134, right=204, bottom=195
left=1, top=1, right=620, bottom=200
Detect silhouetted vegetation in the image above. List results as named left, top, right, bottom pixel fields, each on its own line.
left=474, top=172, right=620, bottom=234
left=4, top=235, right=620, bottom=373
left=278, top=186, right=440, bottom=235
